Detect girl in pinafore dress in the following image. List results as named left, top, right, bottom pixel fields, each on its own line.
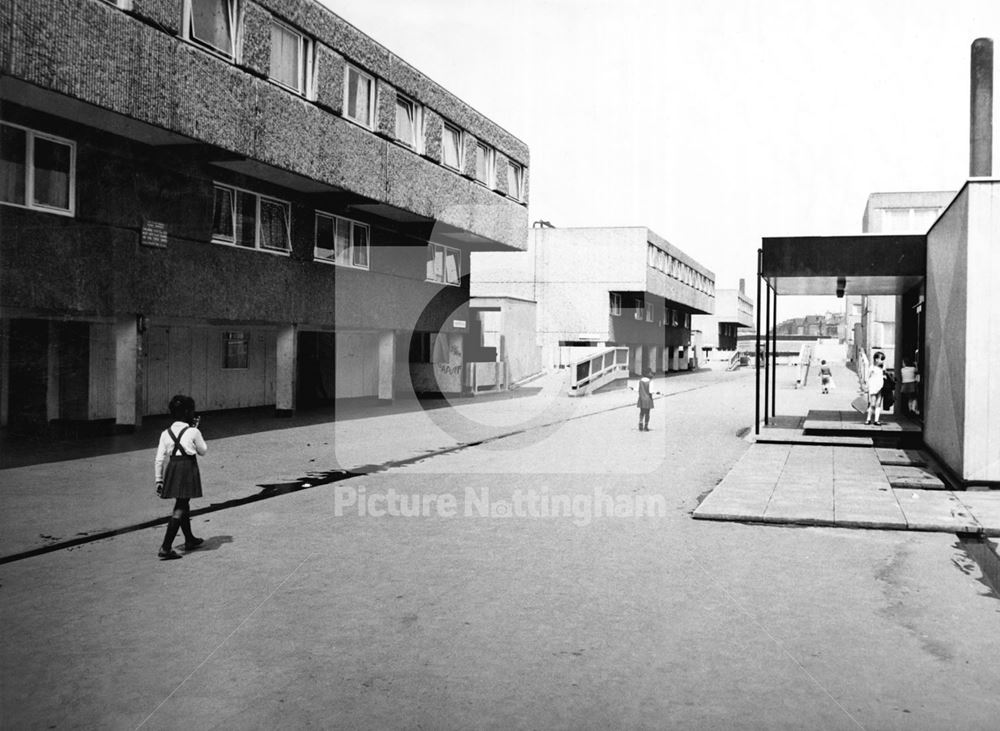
left=154, top=394, right=207, bottom=560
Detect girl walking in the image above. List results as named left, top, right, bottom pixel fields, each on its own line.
left=154, top=394, right=207, bottom=560
left=636, top=369, right=655, bottom=431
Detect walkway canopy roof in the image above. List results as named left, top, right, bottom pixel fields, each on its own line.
left=760, top=235, right=925, bottom=296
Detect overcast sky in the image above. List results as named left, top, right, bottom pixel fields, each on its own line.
left=318, top=0, right=999, bottom=319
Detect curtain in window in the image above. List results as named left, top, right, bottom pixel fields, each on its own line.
left=475, top=145, right=487, bottom=182
left=315, top=214, right=335, bottom=260
left=212, top=186, right=235, bottom=240
left=235, top=190, right=256, bottom=248
left=351, top=225, right=369, bottom=267
left=443, top=127, right=460, bottom=168
left=0, top=125, right=26, bottom=205
left=191, top=0, right=233, bottom=56
left=259, top=199, right=289, bottom=250
left=335, top=217, right=351, bottom=264
left=270, top=23, right=300, bottom=90
left=395, top=99, right=415, bottom=146
left=347, top=70, right=371, bottom=126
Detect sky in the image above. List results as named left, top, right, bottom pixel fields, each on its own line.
left=318, top=0, right=999, bottom=319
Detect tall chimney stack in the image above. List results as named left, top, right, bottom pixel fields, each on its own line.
left=970, top=38, right=993, bottom=177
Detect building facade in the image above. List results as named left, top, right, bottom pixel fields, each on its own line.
left=0, top=0, right=529, bottom=434
left=691, top=279, right=754, bottom=357
left=846, top=191, right=955, bottom=372
left=472, top=226, right=715, bottom=375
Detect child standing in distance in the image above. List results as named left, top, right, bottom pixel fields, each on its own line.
left=819, top=360, right=833, bottom=394
left=636, top=369, right=655, bottom=431
left=154, top=394, right=207, bottom=560
left=900, top=356, right=919, bottom=416
left=865, top=351, right=887, bottom=426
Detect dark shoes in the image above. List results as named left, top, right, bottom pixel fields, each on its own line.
left=158, top=548, right=182, bottom=560
left=183, top=537, right=205, bottom=551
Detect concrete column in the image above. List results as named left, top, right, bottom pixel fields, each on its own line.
left=114, top=316, right=140, bottom=431
left=47, top=322, right=60, bottom=421
left=672, top=347, right=681, bottom=372
left=378, top=330, right=395, bottom=402
left=275, top=324, right=297, bottom=417
left=0, top=319, right=7, bottom=427
left=970, top=38, right=993, bottom=177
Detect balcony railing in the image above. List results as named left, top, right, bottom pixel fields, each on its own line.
left=567, top=347, right=630, bottom=396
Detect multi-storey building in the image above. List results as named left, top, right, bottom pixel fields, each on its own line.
left=472, top=226, right=714, bottom=375
left=846, top=191, right=955, bottom=371
left=0, top=0, right=529, bottom=434
left=692, top=279, right=753, bottom=357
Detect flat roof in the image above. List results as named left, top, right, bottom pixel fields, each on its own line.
left=760, top=235, right=925, bottom=296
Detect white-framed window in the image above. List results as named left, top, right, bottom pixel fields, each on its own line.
left=344, top=64, right=375, bottom=129
left=184, top=0, right=240, bottom=60
left=507, top=160, right=523, bottom=201
left=211, top=183, right=290, bottom=252
left=442, top=122, right=463, bottom=171
left=684, top=313, right=691, bottom=329
left=645, top=303, right=654, bottom=322
left=610, top=293, right=621, bottom=316
left=0, top=122, right=75, bottom=216
left=426, top=243, right=461, bottom=286
left=474, top=141, right=494, bottom=186
left=394, top=94, right=422, bottom=152
left=671, top=310, right=679, bottom=327
left=270, top=18, right=313, bottom=97
left=101, top=0, right=133, bottom=8
left=634, top=297, right=644, bottom=321
left=314, top=212, right=370, bottom=269
left=647, top=244, right=656, bottom=267
left=222, top=331, right=250, bottom=369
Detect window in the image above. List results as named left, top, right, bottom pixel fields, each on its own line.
left=634, top=297, right=644, bottom=321
left=426, top=243, right=461, bottom=286
left=222, top=331, right=249, bottom=369
left=0, top=123, right=75, bottom=216
left=442, top=122, right=463, bottom=170
left=101, top=0, right=133, bottom=8
left=211, top=183, right=290, bottom=252
left=645, top=304, right=654, bottom=322
left=474, top=141, right=493, bottom=186
left=184, top=0, right=239, bottom=59
left=610, top=293, right=621, bottom=316
left=270, top=19, right=312, bottom=96
left=315, top=212, right=370, bottom=269
left=394, top=94, right=422, bottom=151
left=344, top=65, right=375, bottom=128
left=684, top=313, right=691, bottom=329
left=671, top=310, right=679, bottom=327
left=507, top=161, right=523, bottom=201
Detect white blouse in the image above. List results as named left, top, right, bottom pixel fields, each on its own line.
left=154, top=421, right=208, bottom=481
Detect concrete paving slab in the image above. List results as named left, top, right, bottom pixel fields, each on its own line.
left=893, top=490, right=982, bottom=533
left=883, top=465, right=946, bottom=490
left=954, top=492, right=1000, bottom=536
left=875, top=448, right=928, bottom=467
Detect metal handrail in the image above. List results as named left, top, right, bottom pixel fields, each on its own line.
left=567, top=347, right=631, bottom=396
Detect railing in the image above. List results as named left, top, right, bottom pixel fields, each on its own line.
left=726, top=351, right=742, bottom=371
left=568, top=347, right=630, bottom=396
left=795, top=343, right=814, bottom=387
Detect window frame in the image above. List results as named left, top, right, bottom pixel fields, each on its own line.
left=313, top=211, right=371, bottom=270
left=183, top=0, right=241, bottom=61
left=426, top=242, right=462, bottom=287
left=210, top=182, right=291, bottom=254
left=268, top=17, right=314, bottom=98
left=441, top=121, right=464, bottom=171
left=473, top=141, right=494, bottom=187
left=0, top=122, right=76, bottom=217
left=609, top=293, right=621, bottom=317
left=645, top=303, right=655, bottom=323
left=343, top=63, right=376, bottom=129
left=394, top=93, right=423, bottom=153
left=101, top=0, right=133, bottom=8
left=222, top=330, right=250, bottom=370
left=506, top=160, right=523, bottom=201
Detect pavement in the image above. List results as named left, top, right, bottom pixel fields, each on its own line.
left=0, top=366, right=722, bottom=560
left=694, top=360, right=1000, bottom=534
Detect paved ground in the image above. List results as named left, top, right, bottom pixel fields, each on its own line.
left=3, top=365, right=1000, bottom=729
left=695, top=361, right=1000, bottom=534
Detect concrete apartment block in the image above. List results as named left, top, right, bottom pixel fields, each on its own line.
left=0, top=0, right=528, bottom=434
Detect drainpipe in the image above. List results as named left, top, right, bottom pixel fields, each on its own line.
left=971, top=38, right=993, bottom=177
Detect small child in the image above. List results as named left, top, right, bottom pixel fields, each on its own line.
left=819, top=360, right=833, bottom=394
left=154, top=394, right=208, bottom=560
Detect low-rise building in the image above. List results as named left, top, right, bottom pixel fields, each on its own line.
left=692, top=279, right=754, bottom=360
left=472, top=226, right=714, bottom=375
